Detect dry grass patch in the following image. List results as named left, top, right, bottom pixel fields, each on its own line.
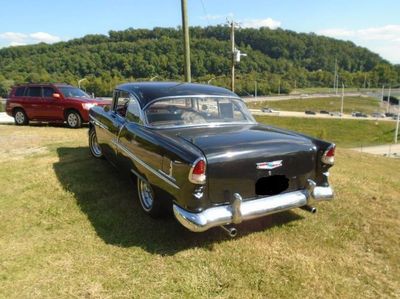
left=0, top=125, right=399, bottom=298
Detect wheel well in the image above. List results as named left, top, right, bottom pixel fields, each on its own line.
left=64, top=108, right=82, bottom=120
left=12, top=107, right=24, bottom=116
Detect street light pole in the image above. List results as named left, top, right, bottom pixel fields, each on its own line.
left=181, top=0, right=191, bottom=82
left=230, top=20, right=235, bottom=92
left=386, top=86, right=391, bottom=113
left=78, top=78, right=87, bottom=89
left=341, top=83, right=344, bottom=116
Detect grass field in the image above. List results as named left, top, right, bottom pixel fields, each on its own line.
left=256, top=116, right=397, bottom=148
left=0, top=124, right=399, bottom=298
left=248, top=96, right=381, bottom=114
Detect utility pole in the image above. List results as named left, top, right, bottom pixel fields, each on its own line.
left=341, top=83, right=344, bottom=116
left=181, top=0, right=191, bottom=82
left=230, top=20, right=235, bottom=92
left=381, top=85, right=385, bottom=103
left=395, top=104, right=400, bottom=143
left=254, top=81, right=257, bottom=98
left=278, top=79, right=281, bottom=95
left=333, top=58, right=337, bottom=93
left=386, top=85, right=391, bottom=113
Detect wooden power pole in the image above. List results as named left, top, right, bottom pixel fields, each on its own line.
left=181, top=0, right=191, bottom=82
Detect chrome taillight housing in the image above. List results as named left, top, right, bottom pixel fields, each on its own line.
left=189, top=158, right=206, bottom=184
left=321, top=144, right=335, bottom=165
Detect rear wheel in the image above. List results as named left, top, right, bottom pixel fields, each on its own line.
left=137, top=177, right=164, bottom=217
left=66, top=110, right=82, bottom=128
left=89, top=127, right=103, bottom=158
left=14, top=109, right=29, bottom=126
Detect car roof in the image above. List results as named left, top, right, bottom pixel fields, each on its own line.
left=14, top=83, right=73, bottom=88
left=115, top=82, right=239, bottom=106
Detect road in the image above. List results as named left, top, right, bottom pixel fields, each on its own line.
left=250, top=109, right=398, bottom=122
left=351, top=144, right=400, bottom=158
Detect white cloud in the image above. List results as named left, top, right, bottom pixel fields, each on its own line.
left=0, top=31, right=62, bottom=47
left=241, top=18, right=281, bottom=29
left=0, top=32, right=28, bottom=43
left=29, top=32, right=61, bottom=43
left=318, top=25, right=400, bottom=63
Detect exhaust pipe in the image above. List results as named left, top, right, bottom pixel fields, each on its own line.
left=220, top=225, right=238, bottom=237
left=301, top=205, right=317, bottom=213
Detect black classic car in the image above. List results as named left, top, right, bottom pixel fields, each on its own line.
left=89, top=82, right=334, bottom=236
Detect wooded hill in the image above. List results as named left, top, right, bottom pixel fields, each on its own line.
left=0, top=26, right=399, bottom=96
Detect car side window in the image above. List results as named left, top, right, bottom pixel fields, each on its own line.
left=26, top=87, right=41, bottom=97
left=126, top=98, right=141, bottom=123
left=114, top=91, right=130, bottom=117
left=43, top=87, right=55, bottom=98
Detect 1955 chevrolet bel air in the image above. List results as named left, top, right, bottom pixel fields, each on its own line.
left=89, top=82, right=334, bottom=236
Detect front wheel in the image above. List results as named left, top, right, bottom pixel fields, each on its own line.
left=137, top=177, right=164, bottom=217
left=89, top=127, right=103, bottom=158
left=14, top=109, right=29, bottom=126
left=66, top=111, right=82, bottom=128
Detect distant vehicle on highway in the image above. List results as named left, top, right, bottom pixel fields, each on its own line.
left=371, top=112, right=385, bottom=118
left=385, top=112, right=395, bottom=117
left=319, top=110, right=329, bottom=114
left=351, top=112, right=368, bottom=118
left=6, top=83, right=109, bottom=128
left=329, top=111, right=342, bottom=117
left=305, top=110, right=316, bottom=115
left=261, top=107, right=279, bottom=113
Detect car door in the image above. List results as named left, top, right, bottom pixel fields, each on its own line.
left=24, top=86, right=43, bottom=119
left=101, top=90, right=130, bottom=165
left=117, top=96, right=164, bottom=183
left=42, top=86, right=64, bottom=120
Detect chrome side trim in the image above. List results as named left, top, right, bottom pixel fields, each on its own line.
left=112, top=140, right=180, bottom=190
left=90, top=115, right=109, bottom=130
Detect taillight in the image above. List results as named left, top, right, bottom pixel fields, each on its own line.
left=189, top=158, right=206, bottom=184
left=321, top=145, right=335, bottom=165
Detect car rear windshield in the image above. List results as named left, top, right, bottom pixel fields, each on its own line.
left=58, top=87, right=90, bottom=99
left=145, top=97, right=255, bottom=128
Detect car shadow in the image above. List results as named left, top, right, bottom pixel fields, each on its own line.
left=53, top=146, right=304, bottom=256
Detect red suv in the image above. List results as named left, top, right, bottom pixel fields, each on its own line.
left=6, top=83, right=109, bottom=128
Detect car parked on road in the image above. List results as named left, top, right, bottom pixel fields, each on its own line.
left=371, top=112, right=385, bottom=118
left=319, top=110, right=329, bottom=114
left=351, top=112, right=368, bottom=118
left=305, top=110, right=316, bottom=115
left=261, top=107, right=279, bottom=114
left=6, top=83, right=109, bottom=128
left=88, top=82, right=335, bottom=235
left=329, top=111, right=342, bottom=117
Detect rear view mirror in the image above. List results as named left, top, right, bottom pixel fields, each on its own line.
left=52, top=93, right=61, bottom=99
left=104, top=105, right=110, bottom=112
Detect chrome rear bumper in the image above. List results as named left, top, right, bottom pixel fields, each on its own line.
left=173, top=182, right=333, bottom=233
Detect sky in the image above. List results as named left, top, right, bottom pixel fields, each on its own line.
left=0, top=0, right=399, bottom=63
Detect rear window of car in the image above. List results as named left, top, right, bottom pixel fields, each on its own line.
left=26, top=87, right=42, bottom=97
left=14, top=87, right=26, bottom=97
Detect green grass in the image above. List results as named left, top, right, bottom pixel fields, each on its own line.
left=0, top=125, right=399, bottom=298
left=289, top=87, right=382, bottom=94
left=248, top=96, right=381, bottom=114
left=256, top=116, right=396, bottom=147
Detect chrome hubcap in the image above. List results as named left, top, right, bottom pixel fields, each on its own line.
left=67, top=113, right=78, bottom=127
left=139, top=180, right=154, bottom=211
left=90, top=131, right=102, bottom=156
left=15, top=111, right=25, bottom=124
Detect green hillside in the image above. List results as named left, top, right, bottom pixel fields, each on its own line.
left=0, top=26, right=399, bottom=97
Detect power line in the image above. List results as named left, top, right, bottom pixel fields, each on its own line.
left=199, top=0, right=211, bottom=26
